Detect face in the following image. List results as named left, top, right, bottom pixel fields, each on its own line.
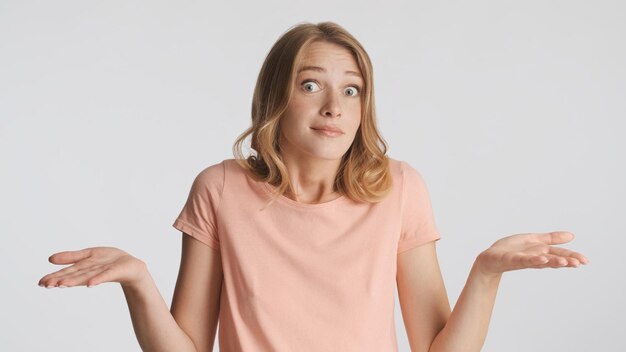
left=278, top=40, right=363, bottom=162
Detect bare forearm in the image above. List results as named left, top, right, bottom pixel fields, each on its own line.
left=121, top=268, right=196, bottom=352
left=429, top=259, right=501, bottom=352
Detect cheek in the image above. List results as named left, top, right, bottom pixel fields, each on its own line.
left=280, top=112, right=305, bottom=138
left=283, top=98, right=317, bottom=126
left=280, top=114, right=296, bottom=134
left=287, top=93, right=314, bottom=110
left=349, top=101, right=362, bottom=127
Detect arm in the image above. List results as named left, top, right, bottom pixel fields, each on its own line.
left=396, top=241, right=450, bottom=352
left=398, top=231, right=588, bottom=352
left=397, top=241, right=500, bottom=352
left=38, top=246, right=199, bottom=352
left=426, top=258, right=501, bottom=352
left=170, top=233, right=223, bottom=351
left=122, top=233, right=223, bottom=351
left=122, top=270, right=197, bottom=352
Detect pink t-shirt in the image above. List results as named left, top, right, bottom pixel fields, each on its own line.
left=172, top=157, right=440, bottom=351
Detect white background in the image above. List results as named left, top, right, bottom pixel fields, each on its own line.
left=2, top=0, right=624, bottom=351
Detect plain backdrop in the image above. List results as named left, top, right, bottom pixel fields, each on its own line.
left=1, top=0, right=624, bottom=351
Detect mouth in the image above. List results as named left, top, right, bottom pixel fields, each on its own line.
left=311, top=127, right=344, bottom=137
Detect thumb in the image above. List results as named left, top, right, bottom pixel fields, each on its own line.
left=540, top=231, right=574, bottom=245
left=49, top=248, right=93, bottom=264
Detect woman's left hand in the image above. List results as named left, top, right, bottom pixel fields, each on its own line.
left=475, top=231, right=589, bottom=277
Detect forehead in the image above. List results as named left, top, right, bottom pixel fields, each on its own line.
left=297, top=41, right=361, bottom=76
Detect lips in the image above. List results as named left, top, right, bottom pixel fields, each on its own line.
left=311, top=127, right=344, bottom=137
left=311, top=126, right=344, bottom=134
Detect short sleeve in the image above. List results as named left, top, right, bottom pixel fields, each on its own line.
left=398, top=161, right=441, bottom=254
left=172, top=161, right=225, bottom=251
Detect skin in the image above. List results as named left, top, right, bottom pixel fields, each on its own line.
left=278, top=40, right=363, bottom=204
left=398, top=231, right=588, bottom=352
left=38, top=39, right=589, bottom=352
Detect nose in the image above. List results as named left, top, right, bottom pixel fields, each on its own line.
left=320, top=90, right=342, bottom=118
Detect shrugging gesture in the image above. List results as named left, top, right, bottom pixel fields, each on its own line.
left=38, top=246, right=199, bottom=351
left=408, top=231, right=589, bottom=352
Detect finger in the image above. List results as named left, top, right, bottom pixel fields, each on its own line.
left=514, top=253, right=551, bottom=268
left=502, top=252, right=547, bottom=270
left=537, top=254, right=570, bottom=268
left=525, top=254, right=587, bottom=269
left=40, top=260, right=92, bottom=279
left=86, top=267, right=116, bottom=287
left=42, top=265, right=106, bottom=287
left=545, top=255, right=581, bottom=268
left=38, top=266, right=80, bottom=286
left=534, top=231, right=574, bottom=246
left=49, top=248, right=93, bottom=265
left=40, top=267, right=75, bottom=287
left=57, top=267, right=107, bottom=288
left=565, top=257, right=581, bottom=267
left=38, top=260, right=99, bottom=286
left=528, top=255, right=550, bottom=266
left=520, top=254, right=560, bottom=269
left=547, top=247, right=589, bottom=265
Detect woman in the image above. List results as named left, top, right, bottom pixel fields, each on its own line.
left=38, top=22, right=588, bottom=352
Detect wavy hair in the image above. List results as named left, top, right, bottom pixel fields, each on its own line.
left=232, top=21, right=392, bottom=206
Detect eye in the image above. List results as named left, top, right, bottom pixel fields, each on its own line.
left=301, top=80, right=321, bottom=93
left=344, top=86, right=360, bottom=97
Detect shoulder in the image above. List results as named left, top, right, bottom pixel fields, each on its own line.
left=385, top=156, right=404, bottom=179
left=197, top=159, right=226, bottom=177
left=191, top=159, right=227, bottom=190
left=386, top=157, right=424, bottom=184
left=387, top=157, right=432, bottom=204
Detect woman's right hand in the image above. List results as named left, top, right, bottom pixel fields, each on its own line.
left=38, top=247, right=149, bottom=289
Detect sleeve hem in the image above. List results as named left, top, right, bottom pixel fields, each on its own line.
left=173, top=218, right=221, bottom=251
left=397, top=233, right=441, bottom=254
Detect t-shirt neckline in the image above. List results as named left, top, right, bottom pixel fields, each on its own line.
left=261, top=180, right=350, bottom=209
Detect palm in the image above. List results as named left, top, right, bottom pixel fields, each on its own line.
left=38, top=247, right=147, bottom=288
left=476, top=231, right=588, bottom=276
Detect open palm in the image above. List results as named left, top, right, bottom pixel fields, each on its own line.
left=38, top=247, right=147, bottom=289
left=475, top=231, right=589, bottom=277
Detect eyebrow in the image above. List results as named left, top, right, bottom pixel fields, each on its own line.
left=297, top=65, right=363, bottom=79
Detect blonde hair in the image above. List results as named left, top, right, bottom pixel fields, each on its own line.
left=232, top=21, right=392, bottom=206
